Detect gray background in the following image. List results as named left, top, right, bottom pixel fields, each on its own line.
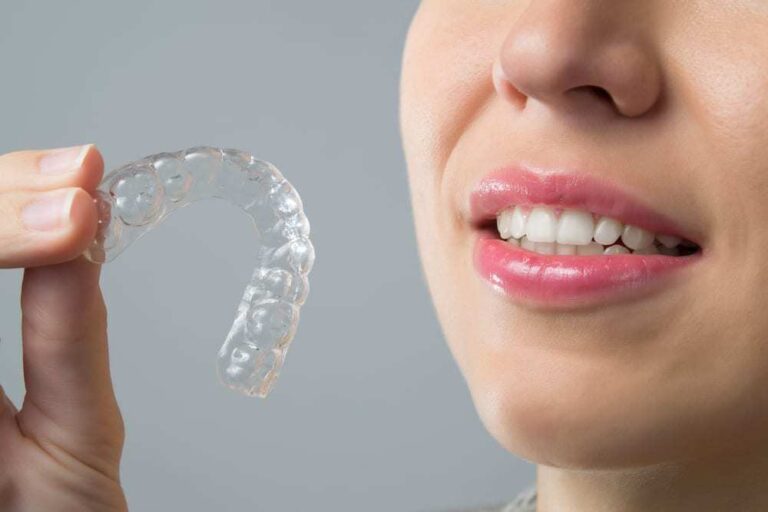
left=0, top=1, right=534, bottom=510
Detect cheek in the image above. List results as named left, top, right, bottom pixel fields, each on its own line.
left=400, top=5, right=505, bottom=183
left=669, top=4, right=768, bottom=408
left=400, top=6, right=504, bottom=369
left=400, top=5, right=512, bottom=364
left=669, top=7, right=768, bottom=243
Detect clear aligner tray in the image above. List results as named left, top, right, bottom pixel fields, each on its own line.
left=84, top=146, right=314, bottom=398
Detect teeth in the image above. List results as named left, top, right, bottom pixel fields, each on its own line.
left=556, top=243, right=577, bottom=255
left=510, top=206, right=527, bottom=239
left=656, top=234, right=682, bottom=248
left=576, top=242, right=604, bottom=255
left=658, top=245, right=679, bottom=256
left=497, top=210, right=515, bottom=240
left=520, top=236, right=536, bottom=251
left=604, top=244, right=630, bottom=255
left=495, top=205, right=695, bottom=257
left=526, top=207, right=557, bottom=243
left=594, top=216, right=623, bottom=245
left=633, top=244, right=660, bottom=255
left=621, top=225, right=655, bottom=250
left=534, top=242, right=556, bottom=255
left=556, top=209, right=594, bottom=246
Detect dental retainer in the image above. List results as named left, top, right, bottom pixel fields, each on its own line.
left=84, top=146, right=314, bottom=398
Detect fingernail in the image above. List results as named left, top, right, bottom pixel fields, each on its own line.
left=39, top=144, right=90, bottom=175
left=21, top=190, right=73, bottom=231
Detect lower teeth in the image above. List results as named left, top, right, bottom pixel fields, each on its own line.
left=506, top=236, right=686, bottom=256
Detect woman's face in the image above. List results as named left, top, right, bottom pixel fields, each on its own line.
left=400, top=1, right=768, bottom=469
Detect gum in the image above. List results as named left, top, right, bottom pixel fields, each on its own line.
left=84, top=147, right=314, bottom=397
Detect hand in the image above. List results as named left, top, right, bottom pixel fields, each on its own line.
left=0, top=145, right=127, bottom=511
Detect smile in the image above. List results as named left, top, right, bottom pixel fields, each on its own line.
left=470, top=166, right=704, bottom=308
left=496, top=205, right=699, bottom=256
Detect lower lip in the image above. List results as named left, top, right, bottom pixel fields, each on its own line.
left=473, top=235, right=702, bottom=308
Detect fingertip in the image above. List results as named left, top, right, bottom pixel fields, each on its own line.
left=21, top=187, right=100, bottom=265
left=0, top=144, right=106, bottom=195
left=65, top=187, right=100, bottom=258
left=0, top=186, right=101, bottom=269
left=78, top=144, right=105, bottom=192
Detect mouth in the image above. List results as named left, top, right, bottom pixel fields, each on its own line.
left=469, top=166, right=705, bottom=309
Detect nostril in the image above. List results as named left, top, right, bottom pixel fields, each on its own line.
left=573, top=85, right=614, bottom=105
left=560, top=84, right=626, bottom=116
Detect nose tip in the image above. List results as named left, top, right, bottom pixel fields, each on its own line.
left=494, top=5, right=662, bottom=118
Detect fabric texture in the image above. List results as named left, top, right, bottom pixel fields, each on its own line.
left=501, top=485, right=537, bottom=512
left=453, top=484, right=537, bottom=512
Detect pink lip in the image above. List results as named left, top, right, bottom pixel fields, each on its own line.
left=470, top=167, right=700, bottom=241
left=470, top=166, right=704, bottom=308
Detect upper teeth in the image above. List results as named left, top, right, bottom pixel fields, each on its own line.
left=496, top=205, right=689, bottom=256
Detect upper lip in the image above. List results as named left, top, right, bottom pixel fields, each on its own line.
left=469, top=165, right=703, bottom=246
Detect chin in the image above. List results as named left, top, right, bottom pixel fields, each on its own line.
left=461, top=346, right=730, bottom=471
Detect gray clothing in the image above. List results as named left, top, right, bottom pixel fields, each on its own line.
left=458, top=485, right=537, bottom=512
left=502, top=485, right=537, bottom=512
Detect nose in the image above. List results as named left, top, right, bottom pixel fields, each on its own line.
left=493, top=0, right=662, bottom=118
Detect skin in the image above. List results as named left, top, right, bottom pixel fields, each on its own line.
left=400, top=1, right=768, bottom=511
left=0, top=145, right=126, bottom=511
left=5, top=2, right=768, bottom=511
